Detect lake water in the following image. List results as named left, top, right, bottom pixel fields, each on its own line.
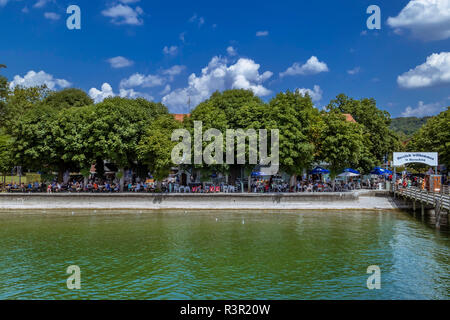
left=0, top=210, right=448, bottom=299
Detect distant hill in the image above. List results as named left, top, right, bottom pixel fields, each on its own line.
left=390, top=116, right=431, bottom=137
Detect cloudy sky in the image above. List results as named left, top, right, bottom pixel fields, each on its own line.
left=0, top=0, right=449, bottom=117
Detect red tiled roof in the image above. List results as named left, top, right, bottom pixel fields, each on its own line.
left=343, top=113, right=356, bottom=123
left=172, top=114, right=191, bottom=122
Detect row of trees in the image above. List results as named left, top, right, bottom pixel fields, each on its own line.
left=0, top=72, right=447, bottom=190
left=0, top=81, right=178, bottom=190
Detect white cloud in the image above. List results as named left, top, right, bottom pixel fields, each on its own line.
left=118, top=65, right=184, bottom=92
left=280, top=56, right=329, bottom=77
left=189, top=13, right=197, bottom=22
left=401, top=101, right=445, bottom=117
left=1, top=0, right=50, bottom=8
left=160, top=84, right=171, bottom=95
left=118, top=0, right=140, bottom=3
left=162, top=65, right=185, bottom=77
left=397, top=52, right=450, bottom=88
left=387, top=0, right=450, bottom=41
left=189, top=13, right=204, bottom=27
left=9, top=70, right=71, bottom=90
left=256, top=30, right=269, bottom=37
left=227, top=46, right=237, bottom=56
left=162, top=56, right=273, bottom=112
left=107, top=56, right=134, bottom=68
left=89, top=83, right=115, bottom=103
left=119, top=88, right=153, bottom=100
left=89, top=83, right=153, bottom=103
left=119, top=73, right=165, bottom=88
left=34, top=0, right=51, bottom=8
left=102, top=4, right=144, bottom=25
left=44, top=12, right=60, bottom=20
left=296, top=85, right=323, bottom=103
left=163, top=45, right=178, bottom=56
left=347, top=67, right=361, bottom=75
left=179, top=32, right=186, bottom=43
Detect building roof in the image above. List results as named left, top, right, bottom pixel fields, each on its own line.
left=343, top=113, right=356, bottom=123
left=172, top=114, right=191, bottom=122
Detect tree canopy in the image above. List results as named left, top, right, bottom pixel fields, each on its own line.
left=327, top=94, right=400, bottom=165
left=317, top=111, right=366, bottom=177
left=5, top=83, right=440, bottom=185
left=408, top=108, right=449, bottom=167
left=43, top=88, right=93, bottom=109
left=268, top=90, right=322, bottom=176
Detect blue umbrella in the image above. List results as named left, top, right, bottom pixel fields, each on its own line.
left=370, top=167, right=385, bottom=175
left=343, top=168, right=360, bottom=174
left=310, top=166, right=330, bottom=174
left=251, top=171, right=266, bottom=177
left=383, top=169, right=393, bottom=174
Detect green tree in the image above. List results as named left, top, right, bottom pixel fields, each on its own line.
left=0, top=129, right=12, bottom=189
left=268, top=90, right=322, bottom=185
left=9, top=104, right=57, bottom=177
left=86, top=97, right=169, bottom=189
left=0, top=76, right=8, bottom=126
left=137, top=114, right=181, bottom=181
left=408, top=107, right=449, bottom=167
left=2, top=85, right=49, bottom=132
left=327, top=94, right=399, bottom=166
left=43, top=88, right=93, bottom=109
left=187, top=89, right=265, bottom=184
left=318, top=111, right=366, bottom=178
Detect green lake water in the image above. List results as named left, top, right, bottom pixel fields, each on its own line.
left=0, top=210, right=448, bottom=299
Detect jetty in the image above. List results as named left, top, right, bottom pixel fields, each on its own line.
left=394, top=186, right=450, bottom=227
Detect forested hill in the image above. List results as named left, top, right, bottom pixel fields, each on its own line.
left=390, top=116, right=431, bottom=137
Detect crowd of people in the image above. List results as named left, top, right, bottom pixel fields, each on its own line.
left=0, top=176, right=390, bottom=193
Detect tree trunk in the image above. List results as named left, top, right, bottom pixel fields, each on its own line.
left=290, top=174, right=297, bottom=192
left=57, top=164, right=65, bottom=183
left=95, top=157, right=105, bottom=180
left=229, top=164, right=240, bottom=185
left=119, top=167, right=125, bottom=192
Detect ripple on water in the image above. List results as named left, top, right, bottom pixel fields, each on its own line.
left=0, top=210, right=448, bottom=299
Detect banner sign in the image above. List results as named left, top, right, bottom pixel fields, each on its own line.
left=393, top=152, right=438, bottom=167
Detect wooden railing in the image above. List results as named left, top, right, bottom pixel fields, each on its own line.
left=395, top=187, right=450, bottom=211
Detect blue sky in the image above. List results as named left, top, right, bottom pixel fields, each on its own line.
left=0, top=0, right=449, bottom=117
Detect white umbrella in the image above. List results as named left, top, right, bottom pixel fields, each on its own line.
left=338, top=172, right=359, bottom=177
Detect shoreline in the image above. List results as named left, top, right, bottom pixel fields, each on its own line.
left=0, top=190, right=412, bottom=211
